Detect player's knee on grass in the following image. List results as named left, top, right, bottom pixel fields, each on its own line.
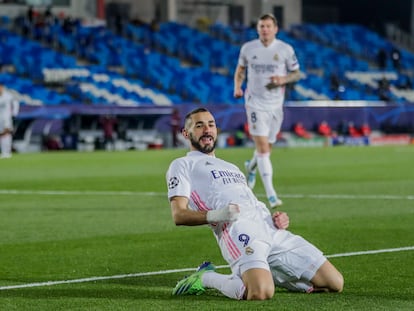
left=329, top=271, right=344, bottom=293
left=245, top=284, right=275, bottom=300
left=311, top=260, right=344, bottom=293
left=242, top=268, right=275, bottom=300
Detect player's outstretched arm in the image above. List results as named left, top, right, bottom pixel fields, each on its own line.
left=233, top=65, right=246, bottom=98
left=170, top=197, right=239, bottom=226
left=170, top=196, right=208, bottom=226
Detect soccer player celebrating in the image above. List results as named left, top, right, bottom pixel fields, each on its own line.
left=234, top=13, right=301, bottom=208
left=166, top=108, right=343, bottom=300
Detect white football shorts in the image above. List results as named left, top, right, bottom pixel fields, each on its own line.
left=245, top=104, right=283, bottom=144
left=0, top=117, right=13, bottom=133
left=229, top=226, right=326, bottom=289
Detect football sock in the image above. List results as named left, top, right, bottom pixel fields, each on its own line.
left=202, top=271, right=246, bottom=300
left=248, top=151, right=257, bottom=171
left=257, top=152, right=277, bottom=198
left=1, top=134, right=12, bottom=156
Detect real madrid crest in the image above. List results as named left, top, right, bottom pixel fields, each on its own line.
left=245, top=246, right=254, bottom=255
left=273, top=53, right=279, bottom=61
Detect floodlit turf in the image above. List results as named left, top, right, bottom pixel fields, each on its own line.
left=0, top=145, right=413, bottom=310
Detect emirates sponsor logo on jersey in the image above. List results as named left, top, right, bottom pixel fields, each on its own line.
left=251, top=63, right=278, bottom=74
left=210, top=169, right=246, bottom=185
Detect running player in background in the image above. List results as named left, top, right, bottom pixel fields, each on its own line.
left=0, top=84, right=19, bottom=158
left=234, top=13, right=301, bottom=208
left=167, top=108, right=343, bottom=300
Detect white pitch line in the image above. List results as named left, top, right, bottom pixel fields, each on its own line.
left=282, top=194, right=414, bottom=200
left=0, top=246, right=413, bottom=291
left=0, top=189, right=162, bottom=196
left=0, top=189, right=413, bottom=200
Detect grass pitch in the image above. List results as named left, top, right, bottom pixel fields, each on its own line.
left=0, top=145, right=413, bottom=310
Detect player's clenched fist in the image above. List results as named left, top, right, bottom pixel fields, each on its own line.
left=273, top=211, right=289, bottom=229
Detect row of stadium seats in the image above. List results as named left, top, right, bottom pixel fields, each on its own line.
left=1, top=14, right=414, bottom=106
left=0, top=72, right=72, bottom=105
left=0, top=27, right=179, bottom=106
left=291, top=23, right=414, bottom=70
left=125, top=21, right=414, bottom=102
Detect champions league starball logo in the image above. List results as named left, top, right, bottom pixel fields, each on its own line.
left=168, top=177, right=179, bottom=189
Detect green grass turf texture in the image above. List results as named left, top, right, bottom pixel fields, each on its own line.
left=0, top=145, right=413, bottom=310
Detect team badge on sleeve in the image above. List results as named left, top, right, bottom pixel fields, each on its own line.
left=168, top=177, right=179, bottom=189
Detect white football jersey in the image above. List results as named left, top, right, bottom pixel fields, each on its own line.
left=238, top=38, right=299, bottom=109
left=166, top=151, right=268, bottom=237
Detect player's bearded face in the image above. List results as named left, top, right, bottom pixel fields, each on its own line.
left=189, top=132, right=216, bottom=154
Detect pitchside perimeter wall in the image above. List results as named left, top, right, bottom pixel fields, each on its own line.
left=17, top=101, right=414, bottom=134
left=160, top=101, right=414, bottom=134
left=13, top=101, right=414, bottom=151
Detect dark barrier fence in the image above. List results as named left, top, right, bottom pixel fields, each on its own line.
left=17, top=101, right=414, bottom=135
left=164, top=101, right=414, bottom=134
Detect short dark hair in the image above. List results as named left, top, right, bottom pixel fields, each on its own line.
left=258, top=13, right=278, bottom=26
left=184, top=107, right=211, bottom=129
